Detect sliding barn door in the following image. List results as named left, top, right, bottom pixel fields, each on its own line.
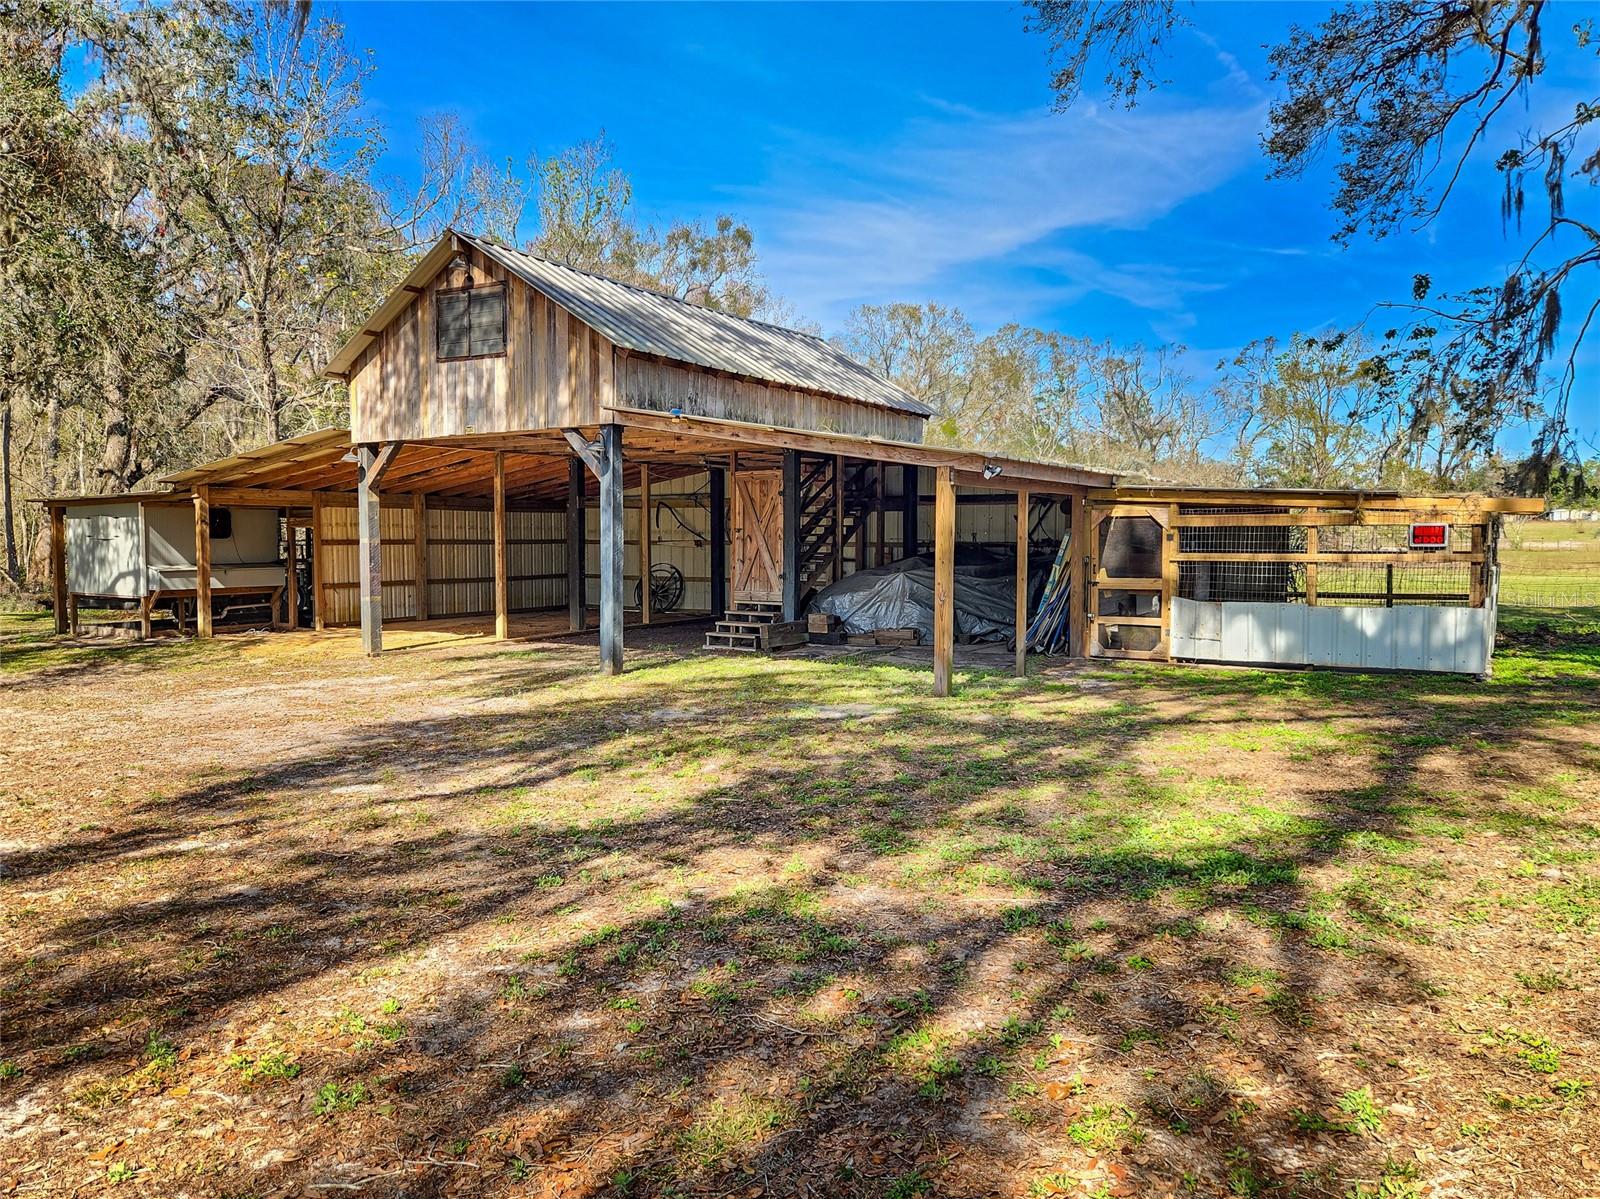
left=731, top=469, right=783, bottom=603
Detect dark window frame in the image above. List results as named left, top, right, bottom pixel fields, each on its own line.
left=435, top=282, right=508, bottom=362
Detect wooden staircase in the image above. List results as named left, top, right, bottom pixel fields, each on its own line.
left=704, top=599, right=783, bottom=653
left=795, top=456, right=868, bottom=597
left=703, top=455, right=877, bottom=654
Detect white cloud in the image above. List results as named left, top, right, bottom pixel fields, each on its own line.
left=741, top=97, right=1266, bottom=327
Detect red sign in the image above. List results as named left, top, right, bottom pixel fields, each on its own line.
left=1409, top=523, right=1450, bottom=549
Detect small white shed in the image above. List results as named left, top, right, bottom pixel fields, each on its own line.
left=60, top=498, right=286, bottom=635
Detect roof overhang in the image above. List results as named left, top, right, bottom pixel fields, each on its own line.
left=1093, top=483, right=1545, bottom=515
left=607, top=407, right=1117, bottom=491
left=322, top=236, right=462, bottom=380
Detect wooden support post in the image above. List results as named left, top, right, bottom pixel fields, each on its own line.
left=1162, top=504, right=1179, bottom=657
left=493, top=450, right=509, bottom=641
left=311, top=492, right=326, bottom=631
left=356, top=449, right=382, bottom=654
left=781, top=448, right=801, bottom=621
left=1069, top=492, right=1088, bottom=657
left=194, top=484, right=213, bottom=639
left=1470, top=525, right=1486, bottom=607
left=933, top=466, right=956, bottom=697
left=709, top=466, right=727, bottom=618
left=1304, top=526, right=1318, bottom=605
left=874, top=463, right=885, bottom=567
left=50, top=505, right=67, bottom=634
left=67, top=593, right=79, bottom=635
left=567, top=456, right=585, bottom=631
left=284, top=515, right=299, bottom=631
left=855, top=473, right=869, bottom=572
left=138, top=594, right=153, bottom=640
left=413, top=493, right=429, bottom=621
left=832, top=454, right=844, bottom=582
left=598, top=424, right=624, bottom=675
left=902, top=464, right=919, bottom=558
left=1015, top=488, right=1030, bottom=677
left=639, top=462, right=652, bottom=624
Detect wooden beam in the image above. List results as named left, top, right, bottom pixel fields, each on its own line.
left=874, top=463, right=885, bottom=567
left=1070, top=493, right=1088, bottom=658
left=493, top=451, right=509, bottom=641
left=609, top=407, right=1115, bottom=489
left=1470, top=525, right=1486, bottom=607
left=782, top=449, right=801, bottom=621
left=933, top=466, right=955, bottom=697
left=194, top=485, right=213, bottom=639
left=1305, top=526, right=1318, bottom=606
left=1172, top=550, right=1484, bottom=565
left=50, top=505, right=67, bottom=635
left=367, top=440, right=404, bottom=487
left=1015, top=488, right=1029, bottom=678
left=1094, top=487, right=1544, bottom=515
left=311, top=492, right=327, bottom=631
left=598, top=424, right=624, bottom=674
left=1160, top=503, right=1178, bottom=659
left=567, top=456, right=586, bottom=632
left=639, top=462, right=652, bottom=625
left=413, top=493, right=429, bottom=620
left=357, top=448, right=383, bottom=655
left=902, top=465, right=919, bottom=558
left=285, top=514, right=299, bottom=630
left=709, top=467, right=728, bottom=618
left=562, top=428, right=604, bottom=476
left=833, top=454, right=844, bottom=583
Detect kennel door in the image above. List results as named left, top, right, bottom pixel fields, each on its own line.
left=1088, top=507, right=1173, bottom=660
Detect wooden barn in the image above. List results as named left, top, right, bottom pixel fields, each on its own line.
left=41, top=231, right=1540, bottom=688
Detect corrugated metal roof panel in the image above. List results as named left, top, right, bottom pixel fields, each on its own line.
left=456, top=233, right=931, bottom=418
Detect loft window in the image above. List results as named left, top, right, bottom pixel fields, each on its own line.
left=436, top=283, right=506, bottom=360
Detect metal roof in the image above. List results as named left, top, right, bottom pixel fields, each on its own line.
left=458, top=234, right=931, bottom=417
left=323, top=231, right=930, bottom=418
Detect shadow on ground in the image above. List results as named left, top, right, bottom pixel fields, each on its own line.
left=3, top=618, right=1598, bottom=1197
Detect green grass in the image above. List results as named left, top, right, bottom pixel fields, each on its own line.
left=675, top=1096, right=789, bottom=1166
left=4, top=587, right=1597, bottom=1198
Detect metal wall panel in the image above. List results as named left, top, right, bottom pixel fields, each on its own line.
left=65, top=503, right=144, bottom=597
left=586, top=469, right=715, bottom=612
left=1172, top=598, right=1493, bottom=675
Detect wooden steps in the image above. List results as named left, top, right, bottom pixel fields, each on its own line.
left=704, top=600, right=782, bottom=653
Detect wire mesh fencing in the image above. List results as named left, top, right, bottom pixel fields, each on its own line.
left=1176, top=506, right=1483, bottom=608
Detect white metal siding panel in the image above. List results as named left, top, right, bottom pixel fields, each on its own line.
left=66, top=503, right=144, bottom=597
left=1171, top=598, right=1492, bottom=676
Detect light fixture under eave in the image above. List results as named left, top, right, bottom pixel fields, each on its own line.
left=982, top=462, right=1002, bottom=480
left=340, top=450, right=358, bottom=464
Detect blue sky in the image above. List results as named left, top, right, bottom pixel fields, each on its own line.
left=342, top=1, right=1597, bottom=449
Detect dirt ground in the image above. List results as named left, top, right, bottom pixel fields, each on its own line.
left=2, top=609, right=1597, bottom=1198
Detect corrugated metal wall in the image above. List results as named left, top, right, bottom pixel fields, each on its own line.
left=316, top=468, right=1068, bottom=625
left=1170, top=592, right=1497, bottom=675
left=321, top=503, right=567, bottom=624
left=587, top=471, right=714, bottom=612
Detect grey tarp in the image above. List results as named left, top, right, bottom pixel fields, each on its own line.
left=808, top=548, right=1053, bottom=642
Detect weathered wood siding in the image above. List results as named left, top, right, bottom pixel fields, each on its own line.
left=615, top=356, right=924, bottom=442
left=348, top=242, right=925, bottom=443
left=349, top=244, right=613, bottom=442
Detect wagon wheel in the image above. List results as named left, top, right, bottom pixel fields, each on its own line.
left=634, top=563, right=685, bottom=613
